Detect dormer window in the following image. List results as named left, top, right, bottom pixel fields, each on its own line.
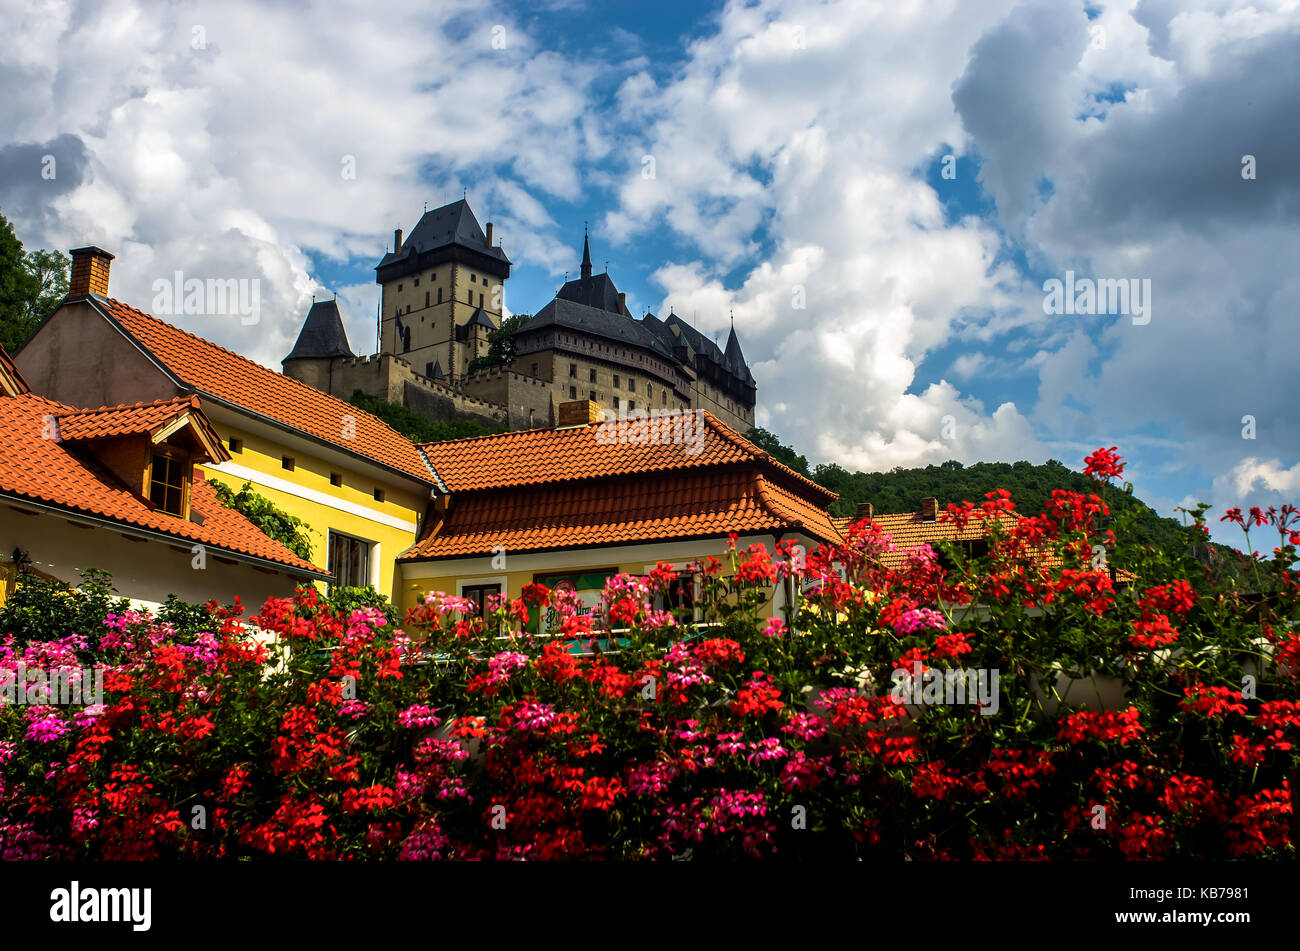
left=149, top=447, right=189, bottom=517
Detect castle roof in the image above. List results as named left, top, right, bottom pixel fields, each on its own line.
left=467, top=306, right=498, bottom=329
left=377, top=199, right=510, bottom=269
left=556, top=272, right=628, bottom=314
left=517, top=297, right=679, bottom=364
left=725, top=325, right=756, bottom=386
left=283, top=299, right=355, bottom=362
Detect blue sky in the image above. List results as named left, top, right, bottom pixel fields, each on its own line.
left=2, top=0, right=1298, bottom=550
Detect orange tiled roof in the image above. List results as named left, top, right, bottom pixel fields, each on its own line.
left=869, top=510, right=1011, bottom=567
left=0, top=391, right=324, bottom=577
left=53, top=395, right=227, bottom=463
left=418, top=411, right=836, bottom=501
left=400, top=466, right=842, bottom=560
left=92, top=297, right=436, bottom=485
left=838, top=508, right=1136, bottom=582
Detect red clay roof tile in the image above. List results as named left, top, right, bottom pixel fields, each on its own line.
left=418, top=411, right=836, bottom=501
left=0, top=391, right=322, bottom=576
left=93, top=297, right=435, bottom=484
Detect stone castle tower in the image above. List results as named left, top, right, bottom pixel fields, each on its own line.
left=283, top=198, right=757, bottom=435
left=374, top=200, right=511, bottom=382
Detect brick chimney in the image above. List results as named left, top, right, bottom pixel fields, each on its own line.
left=485, top=222, right=494, bottom=247
left=557, top=399, right=601, bottom=428
left=393, top=228, right=403, bottom=252
left=921, top=497, right=938, bottom=521
left=618, top=291, right=627, bottom=314
left=68, top=246, right=114, bottom=298
left=856, top=501, right=873, bottom=520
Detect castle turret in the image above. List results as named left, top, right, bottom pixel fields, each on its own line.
left=374, top=200, right=511, bottom=382
left=282, top=299, right=355, bottom=392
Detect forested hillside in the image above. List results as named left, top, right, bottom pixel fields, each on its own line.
left=747, top=428, right=1233, bottom=564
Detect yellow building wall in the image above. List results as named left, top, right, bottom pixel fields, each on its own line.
left=200, top=422, right=427, bottom=602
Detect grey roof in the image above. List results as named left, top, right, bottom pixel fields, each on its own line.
left=725, top=326, right=756, bottom=386
left=283, top=299, right=355, bottom=362
left=556, top=272, right=626, bottom=314
left=468, top=306, right=498, bottom=329
left=377, top=199, right=510, bottom=268
left=517, top=298, right=678, bottom=363
left=429, top=360, right=446, bottom=380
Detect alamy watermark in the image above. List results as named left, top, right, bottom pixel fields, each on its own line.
left=595, top=406, right=705, bottom=456
left=1, top=664, right=104, bottom=706
left=1042, top=270, right=1151, bottom=326
left=151, top=271, right=260, bottom=326
left=889, top=663, right=1000, bottom=715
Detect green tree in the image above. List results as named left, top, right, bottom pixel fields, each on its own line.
left=0, top=567, right=128, bottom=652
left=211, top=480, right=316, bottom=561
left=467, top=313, right=530, bottom=375
left=744, top=426, right=811, bottom=477
left=0, top=209, right=70, bottom=353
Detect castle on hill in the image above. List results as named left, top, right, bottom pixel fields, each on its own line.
left=281, top=199, right=757, bottom=433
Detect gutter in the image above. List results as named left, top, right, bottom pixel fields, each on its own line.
left=81, top=296, right=440, bottom=489
left=0, top=492, right=333, bottom=583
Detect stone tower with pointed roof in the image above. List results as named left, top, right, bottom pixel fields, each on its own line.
left=283, top=205, right=756, bottom=435
left=282, top=299, right=355, bottom=393
left=375, top=199, right=510, bottom=382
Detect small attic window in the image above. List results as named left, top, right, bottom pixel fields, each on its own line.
left=228, top=437, right=243, bottom=453
left=282, top=456, right=295, bottom=471
left=373, top=488, right=385, bottom=503
left=330, top=472, right=342, bottom=487
left=149, top=448, right=189, bottom=518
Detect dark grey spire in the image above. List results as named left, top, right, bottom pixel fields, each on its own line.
left=284, top=299, right=355, bottom=363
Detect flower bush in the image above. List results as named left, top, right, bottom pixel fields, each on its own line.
left=1, top=448, right=1296, bottom=860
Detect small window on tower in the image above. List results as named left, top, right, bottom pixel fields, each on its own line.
left=398, top=283, right=403, bottom=292
left=479, top=294, right=483, bottom=307
left=628, top=378, right=635, bottom=393
left=414, top=277, right=420, bottom=287
left=531, top=363, right=539, bottom=376
left=613, top=374, right=620, bottom=388
left=629, top=400, right=635, bottom=410
left=589, top=390, right=596, bottom=401
left=589, top=369, right=596, bottom=383
left=569, top=386, right=577, bottom=399
left=613, top=396, right=620, bottom=409
left=425, top=291, right=429, bottom=307
left=569, top=363, right=576, bottom=378
left=437, top=287, right=443, bottom=304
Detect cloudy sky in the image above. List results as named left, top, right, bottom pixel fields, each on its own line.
left=2, top=0, right=1297, bottom=546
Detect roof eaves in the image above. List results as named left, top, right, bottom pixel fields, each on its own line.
left=88, top=297, right=436, bottom=487
left=0, top=490, right=332, bottom=581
